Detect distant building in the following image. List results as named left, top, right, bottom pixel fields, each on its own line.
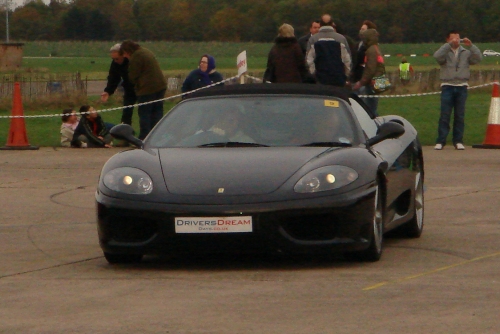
left=0, top=43, right=24, bottom=71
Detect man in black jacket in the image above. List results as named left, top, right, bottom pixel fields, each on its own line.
left=101, top=43, right=137, bottom=125
left=298, top=20, right=320, bottom=56
left=71, top=105, right=113, bottom=148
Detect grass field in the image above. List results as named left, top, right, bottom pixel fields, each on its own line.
left=21, top=41, right=500, bottom=58
left=20, top=41, right=500, bottom=79
left=22, top=54, right=500, bottom=80
left=0, top=90, right=494, bottom=148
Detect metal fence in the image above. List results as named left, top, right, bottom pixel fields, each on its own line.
left=386, top=69, right=500, bottom=94
left=1, top=69, right=498, bottom=100
left=165, top=69, right=500, bottom=96
left=0, top=73, right=86, bottom=99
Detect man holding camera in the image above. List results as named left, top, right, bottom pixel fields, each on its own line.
left=433, top=30, right=482, bottom=150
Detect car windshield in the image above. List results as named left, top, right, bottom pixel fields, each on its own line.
left=147, top=95, right=359, bottom=148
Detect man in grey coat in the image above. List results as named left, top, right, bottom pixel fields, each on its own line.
left=433, top=30, right=482, bottom=150
left=306, top=16, right=351, bottom=57
left=306, top=20, right=351, bottom=87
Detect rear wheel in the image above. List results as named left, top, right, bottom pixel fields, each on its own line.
left=104, top=252, right=143, bottom=264
left=345, top=183, right=384, bottom=262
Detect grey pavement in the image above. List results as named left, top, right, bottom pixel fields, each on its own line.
left=0, top=146, right=499, bottom=333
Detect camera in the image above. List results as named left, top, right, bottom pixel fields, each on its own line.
left=459, top=39, right=464, bottom=43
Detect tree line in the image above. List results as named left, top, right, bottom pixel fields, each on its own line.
left=2, top=0, right=499, bottom=43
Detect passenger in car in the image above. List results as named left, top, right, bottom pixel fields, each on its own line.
left=292, top=110, right=352, bottom=145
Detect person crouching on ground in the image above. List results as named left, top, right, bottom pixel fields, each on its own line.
left=182, top=54, right=224, bottom=94
left=71, top=105, right=113, bottom=148
left=61, top=108, right=87, bottom=148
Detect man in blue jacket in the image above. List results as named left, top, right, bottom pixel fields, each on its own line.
left=433, top=31, right=482, bottom=150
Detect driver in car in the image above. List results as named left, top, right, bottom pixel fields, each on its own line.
left=209, top=109, right=255, bottom=143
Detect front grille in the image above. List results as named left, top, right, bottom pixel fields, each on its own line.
left=279, top=213, right=339, bottom=241
left=106, top=215, right=158, bottom=243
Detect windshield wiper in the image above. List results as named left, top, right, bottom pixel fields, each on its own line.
left=301, top=142, right=352, bottom=147
left=198, top=142, right=269, bottom=147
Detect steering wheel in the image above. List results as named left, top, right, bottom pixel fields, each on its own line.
left=177, top=130, right=229, bottom=146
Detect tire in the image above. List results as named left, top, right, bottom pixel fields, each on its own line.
left=104, top=252, right=143, bottom=264
left=401, top=171, right=424, bottom=238
left=345, top=183, right=384, bottom=262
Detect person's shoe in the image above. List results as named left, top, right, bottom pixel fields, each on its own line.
left=434, top=143, right=443, bottom=150
left=455, top=143, right=465, bottom=150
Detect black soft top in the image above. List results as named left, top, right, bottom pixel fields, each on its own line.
left=185, top=83, right=351, bottom=102
left=184, top=83, right=377, bottom=119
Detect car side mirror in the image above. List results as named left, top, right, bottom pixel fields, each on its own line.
left=366, top=121, right=405, bottom=147
left=110, top=124, right=143, bottom=148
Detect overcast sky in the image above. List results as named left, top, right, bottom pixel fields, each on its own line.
left=10, top=0, right=50, bottom=9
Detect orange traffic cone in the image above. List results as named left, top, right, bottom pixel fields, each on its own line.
left=0, top=82, right=39, bottom=150
left=473, top=82, right=500, bottom=149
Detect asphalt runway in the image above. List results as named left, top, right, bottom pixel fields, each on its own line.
left=1, top=146, right=499, bottom=333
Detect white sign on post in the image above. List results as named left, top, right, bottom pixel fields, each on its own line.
left=237, top=51, right=247, bottom=77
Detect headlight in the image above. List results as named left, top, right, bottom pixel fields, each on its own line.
left=294, top=165, right=358, bottom=193
left=103, top=167, right=153, bottom=195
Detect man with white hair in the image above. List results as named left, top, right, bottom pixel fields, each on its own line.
left=101, top=43, right=137, bottom=126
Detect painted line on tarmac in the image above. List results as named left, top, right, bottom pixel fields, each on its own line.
left=363, top=251, right=500, bottom=291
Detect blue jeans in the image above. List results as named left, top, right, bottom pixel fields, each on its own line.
left=436, top=85, right=467, bottom=145
left=137, top=89, right=166, bottom=140
left=121, top=94, right=137, bottom=125
left=357, top=85, right=379, bottom=117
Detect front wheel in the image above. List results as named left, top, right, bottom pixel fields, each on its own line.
left=345, top=183, right=384, bottom=262
left=401, top=171, right=424, bottom=237
left=104, top=252, right=143, bottom=264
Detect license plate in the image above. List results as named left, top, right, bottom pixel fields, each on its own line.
left=175, top=216, right=253, bottom=233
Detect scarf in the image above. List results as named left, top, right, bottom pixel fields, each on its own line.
left=88, top=118, right=98, bottom=135
left=198, top=54, right=216, bottom=85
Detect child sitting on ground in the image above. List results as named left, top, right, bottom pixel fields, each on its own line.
left=71, top=105, right=113, bottom=148
left=60, top=109, right=87, bottom=148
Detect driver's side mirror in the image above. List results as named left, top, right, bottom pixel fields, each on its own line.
left=110, top=124, right=143, bottom=148
left=366, top=121, right=405, bottom=147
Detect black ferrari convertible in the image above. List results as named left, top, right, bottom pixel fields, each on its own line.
left=96, top=84, right=424, bottom=263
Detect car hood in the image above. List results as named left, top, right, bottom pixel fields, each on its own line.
left=159, top=147, right=329, bottom=196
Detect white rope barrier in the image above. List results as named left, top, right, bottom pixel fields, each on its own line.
left=245, top=74, right=497, bottom=98
left=357, top=82, right=496, bottom=98
left=0, top=77, right=497, bottom=119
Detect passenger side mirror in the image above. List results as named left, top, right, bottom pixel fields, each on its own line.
left=366, top=121, right=405, bottom=147
left=110, top=124, right=143, bottom=148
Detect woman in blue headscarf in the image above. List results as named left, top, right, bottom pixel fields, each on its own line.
left=181, top=54, right=224, bottom=94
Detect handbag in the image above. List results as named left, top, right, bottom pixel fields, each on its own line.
left=370, top=45, right=392, bottom=94
left=372, top=74, right=392, bottom=93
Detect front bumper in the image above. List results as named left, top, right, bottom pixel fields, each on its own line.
left=96, top=187, right=376, bottom=256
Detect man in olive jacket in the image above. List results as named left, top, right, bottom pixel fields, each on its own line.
left=120, top=40, right=167, bottom=140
